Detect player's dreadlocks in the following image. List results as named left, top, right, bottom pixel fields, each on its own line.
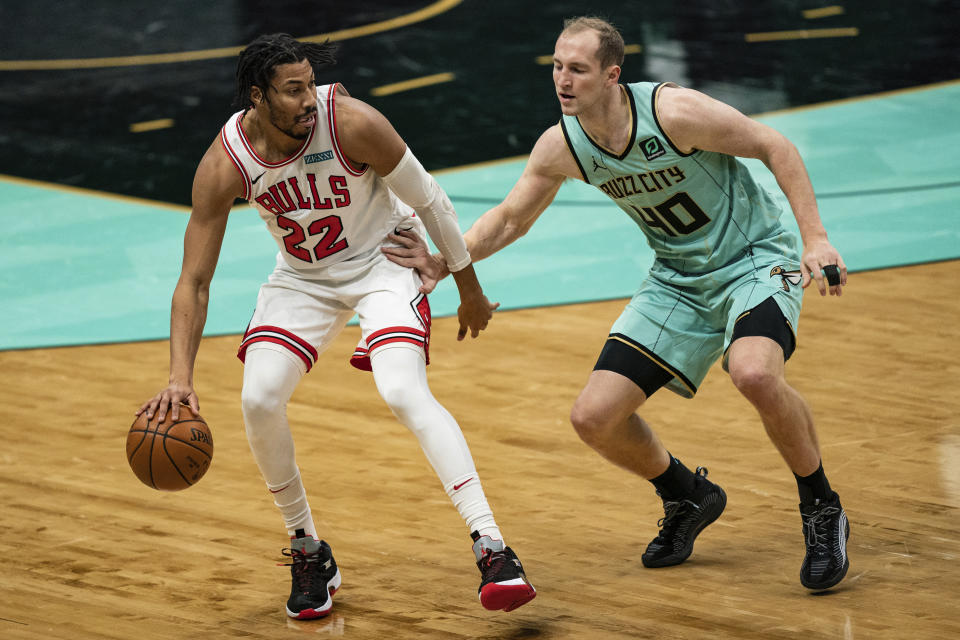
left=234, top=33, right=337, bottom=110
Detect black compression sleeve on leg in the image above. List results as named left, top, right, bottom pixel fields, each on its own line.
left=594, top=338, right=674, bottom=398
left=731, top=297, right=796, bottom=360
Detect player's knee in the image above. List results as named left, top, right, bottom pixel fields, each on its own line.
left=729, top=362, right=780, bottom=405
left=370, top=345, right=433, bottom=426
left=240, top=348, right=303, bottom=428
left=378, top=379, right=432, bottom=429
left=241, top=385, right=285, bottom=425
left=378, top=383, right=410, bottom=418
left=569, top=401, right=616, bottom=448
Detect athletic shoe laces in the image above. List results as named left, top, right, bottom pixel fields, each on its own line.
left=656, top=498, right=698, bottom=540
left=803, top=504, right=841, bottom=549
left=282, top=547, right=321, bottom=592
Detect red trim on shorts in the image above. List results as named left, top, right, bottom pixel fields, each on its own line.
left=237, top=325, right=318, bottom=372
left=349, top=326, right=429, bottom=372
left=412, top=292, right=432, bottom=361
left=366, top=326, right=427, bottom=345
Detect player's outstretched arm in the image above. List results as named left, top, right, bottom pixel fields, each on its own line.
left=138, top=136, right=241, bottom=422
left=463, top=126, right=569, bottom=263
left=383, top=125, right=570, bottom=288
left=658, top=85, right=847, bottom=297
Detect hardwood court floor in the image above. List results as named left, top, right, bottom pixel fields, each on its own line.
left=1, top=260, right=958, bottom=639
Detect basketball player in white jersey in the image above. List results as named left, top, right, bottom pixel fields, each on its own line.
left=137, top=33, right=535, bottom=618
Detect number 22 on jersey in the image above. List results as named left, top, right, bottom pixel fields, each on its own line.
left=255, top=174, right=352, bottom=263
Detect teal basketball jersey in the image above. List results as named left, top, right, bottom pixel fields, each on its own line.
left=560, top=82, right=800, bottom=274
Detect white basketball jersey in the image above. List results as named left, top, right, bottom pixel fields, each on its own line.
left=220, top=83, right=415, bottom=276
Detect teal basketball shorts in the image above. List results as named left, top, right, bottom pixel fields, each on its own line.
left=604, top=254, right=803, bottom=398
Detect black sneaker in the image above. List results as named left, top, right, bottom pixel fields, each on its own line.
left=641, top=466, right=727, bottom=568
left=472, top=532, right=536, bottom=612
left=800, top=493, right=850, bottom=590
left=281, top=534, right=341, bottom=619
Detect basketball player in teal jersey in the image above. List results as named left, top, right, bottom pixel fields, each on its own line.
left=384, top=16, right=851, bottom=590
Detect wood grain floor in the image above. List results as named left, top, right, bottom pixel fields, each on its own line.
left=2, top=260, right=959, bottom=639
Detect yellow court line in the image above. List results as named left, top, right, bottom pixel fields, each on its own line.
left=433, top=153, right=530, bottom=175
left=803, top=5, right=846, bottom=19
left=370, top=72, right=454, bottom=97
left=0, top=0, right=461, bottom=71
left=752, top=77, right=960, bottom=118
left=130, top=119, right=175, bottom=133
left=4, top=78, right=959, bottom=199
left=535, top=43, right=642, bottom=65
left=0, top=173, right=259, bottom=213
left=746, top=27, right=858, bottom=42
left=0, top=174, right=190, bottom=212
left=443, top=78, right=960, bottom=172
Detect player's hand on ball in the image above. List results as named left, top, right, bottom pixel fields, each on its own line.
left=128, top=403, right=213, bottom=491
left=137, top=383, right=198, bottom=423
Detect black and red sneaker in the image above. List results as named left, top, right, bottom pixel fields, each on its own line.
left=281, top=533, right=341, bottom=619
left=471, top=532, right=536, bottom=612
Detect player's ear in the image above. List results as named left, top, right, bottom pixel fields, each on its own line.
left=607, top=64, right=621, bottom=85
left=250, top=85, right=264, bottom=107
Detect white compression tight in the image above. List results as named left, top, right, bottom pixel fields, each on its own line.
left=241, top=347, right=317, bottom=539
left=240, top=345, right=501, bottom=540
left=371, top=345, right=500, bottom=539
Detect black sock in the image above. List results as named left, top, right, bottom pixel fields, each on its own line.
left=795, top=462, right=833, bottom=505
left=650, top=454, right=696, bottom=499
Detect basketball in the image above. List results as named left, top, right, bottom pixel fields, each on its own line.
left=126, top=404, right=213, bottom=491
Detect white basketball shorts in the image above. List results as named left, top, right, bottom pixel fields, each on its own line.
left=237, top=247, right=431, bottom=375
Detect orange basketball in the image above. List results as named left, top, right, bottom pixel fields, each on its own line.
left=126, top=404, right=213, bottom=491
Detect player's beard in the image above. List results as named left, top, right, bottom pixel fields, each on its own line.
left=271, top=108, right=316, bottom=141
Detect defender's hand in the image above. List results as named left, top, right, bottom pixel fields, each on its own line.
left=801, top=238, right=847, bottom=297
left=382, top=229, right=448, bottom=293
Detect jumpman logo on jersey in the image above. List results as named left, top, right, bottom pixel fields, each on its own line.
left=591, top=155, right=607, bottom=173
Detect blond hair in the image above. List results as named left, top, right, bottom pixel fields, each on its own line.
left=561, top=16, right=625, bottom=69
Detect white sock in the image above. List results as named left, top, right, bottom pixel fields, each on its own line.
left=266, top=470, right=318, bottom=539
left=371, top=345, right=502, bottom=541
left=444, top=473, right=502, bottom=540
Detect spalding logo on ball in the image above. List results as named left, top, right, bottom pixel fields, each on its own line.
left=127, top=404, right=213, bottom=491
